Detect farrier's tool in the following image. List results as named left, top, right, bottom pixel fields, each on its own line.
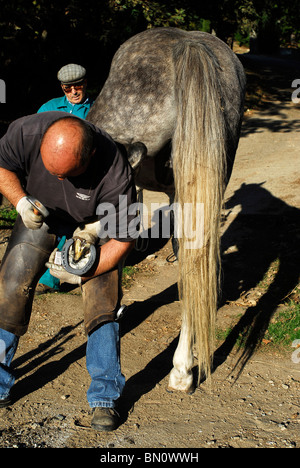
left=26, top=196, right=49, bottom=218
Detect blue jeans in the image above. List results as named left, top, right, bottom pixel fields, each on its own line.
left=0, top=322, right=125, bottom=407
left=0, top=329, right=19, bottom=399
left=86, top=321, right=125, bottom=408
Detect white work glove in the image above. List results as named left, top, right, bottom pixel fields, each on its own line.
left=16, top=196, right=44, bottom=230
left=45, top=248, right=82, bottom=285
left=72, top=222, right=99, bottom=244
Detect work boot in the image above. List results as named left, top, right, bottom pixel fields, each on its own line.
left=91, top=407, right=120, bottom=432
left=0, top=396, right=12, bottom=408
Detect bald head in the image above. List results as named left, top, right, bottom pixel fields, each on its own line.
left=41, top=117, right=95, bottom=180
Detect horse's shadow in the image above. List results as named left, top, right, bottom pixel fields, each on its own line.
left=11, top=183, right=299, bottom=415
left=120, top=182, right=300, bottom=413
left=214, top=182, right=300, bottom=376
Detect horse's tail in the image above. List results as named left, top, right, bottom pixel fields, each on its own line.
left=172, top=40, right=227, bottom=382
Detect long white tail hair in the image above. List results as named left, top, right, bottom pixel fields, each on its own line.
left=172, top=41, right=227, bottom=381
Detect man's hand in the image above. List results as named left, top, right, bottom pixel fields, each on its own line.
left=16, top=196, right=44, bottom=230
left=45, top=248, right=82, bottom=285
left=72, top=221, right=99, bottom=244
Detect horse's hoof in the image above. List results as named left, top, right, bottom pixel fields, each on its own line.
left=167, top=383, right=195, bottom=394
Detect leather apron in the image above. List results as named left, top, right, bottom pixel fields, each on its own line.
left=0, top=216, right=121, bottom=336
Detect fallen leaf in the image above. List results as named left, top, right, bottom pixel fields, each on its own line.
left=262, top=339, right=272, bottom=344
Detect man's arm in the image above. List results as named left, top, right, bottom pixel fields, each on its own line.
left=0, top=167, right=26, bottom=207
left=0, top=167, right=44, bottom=229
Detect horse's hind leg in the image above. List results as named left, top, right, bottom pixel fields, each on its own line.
left=168, top=317, right=195, bottom=393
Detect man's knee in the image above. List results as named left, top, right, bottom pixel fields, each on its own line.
left=82, top=267, right=121, bottom=335
left=0, top=217, right=56, bottom=336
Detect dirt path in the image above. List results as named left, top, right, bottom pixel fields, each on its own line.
left=0, top=55, right=299, bottom=449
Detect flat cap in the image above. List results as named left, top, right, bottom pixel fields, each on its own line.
left=57, top=64, right=86, bottom=84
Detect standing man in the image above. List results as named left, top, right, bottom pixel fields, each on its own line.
left=0, top=112, right=136, bottom=431
left=38, top=64, right=93, bottom=119
left=37, top=63, right=94, bottom=292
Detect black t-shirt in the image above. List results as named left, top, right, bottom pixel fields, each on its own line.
left=0, top=112, right=137, bottom=240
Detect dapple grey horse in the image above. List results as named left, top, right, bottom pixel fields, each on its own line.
left=87, top=27, right=246, bottom=392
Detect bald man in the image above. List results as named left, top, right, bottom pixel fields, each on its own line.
left=0, top=112, right=137, bottom=431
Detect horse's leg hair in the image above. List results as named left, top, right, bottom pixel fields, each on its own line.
left=168, top=316, right=194, bottom=393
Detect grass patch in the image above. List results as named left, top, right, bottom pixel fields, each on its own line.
left=263, top=300, right=300, bottom=347
left=216, top=299, right=300, bottom=351
left=122, top=265, right=139, bottom=289
left=216, top=324, right=244, bottom=349
left=0, top=207, right=17, bottom=228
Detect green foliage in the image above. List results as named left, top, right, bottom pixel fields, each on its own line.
left=217, top=300, right=300, bottom=351
left=0, top=0, right=299, bottom=128
left=264, top=301, right=300, bottom=347
left=234, top=31, right=250, bottom=48
left=0, top=207, right=18, bottom=227
left=122, top=265, right=139, bottom=288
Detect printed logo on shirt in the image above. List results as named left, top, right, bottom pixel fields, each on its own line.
left=76, top=192, right=91, bottom=201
